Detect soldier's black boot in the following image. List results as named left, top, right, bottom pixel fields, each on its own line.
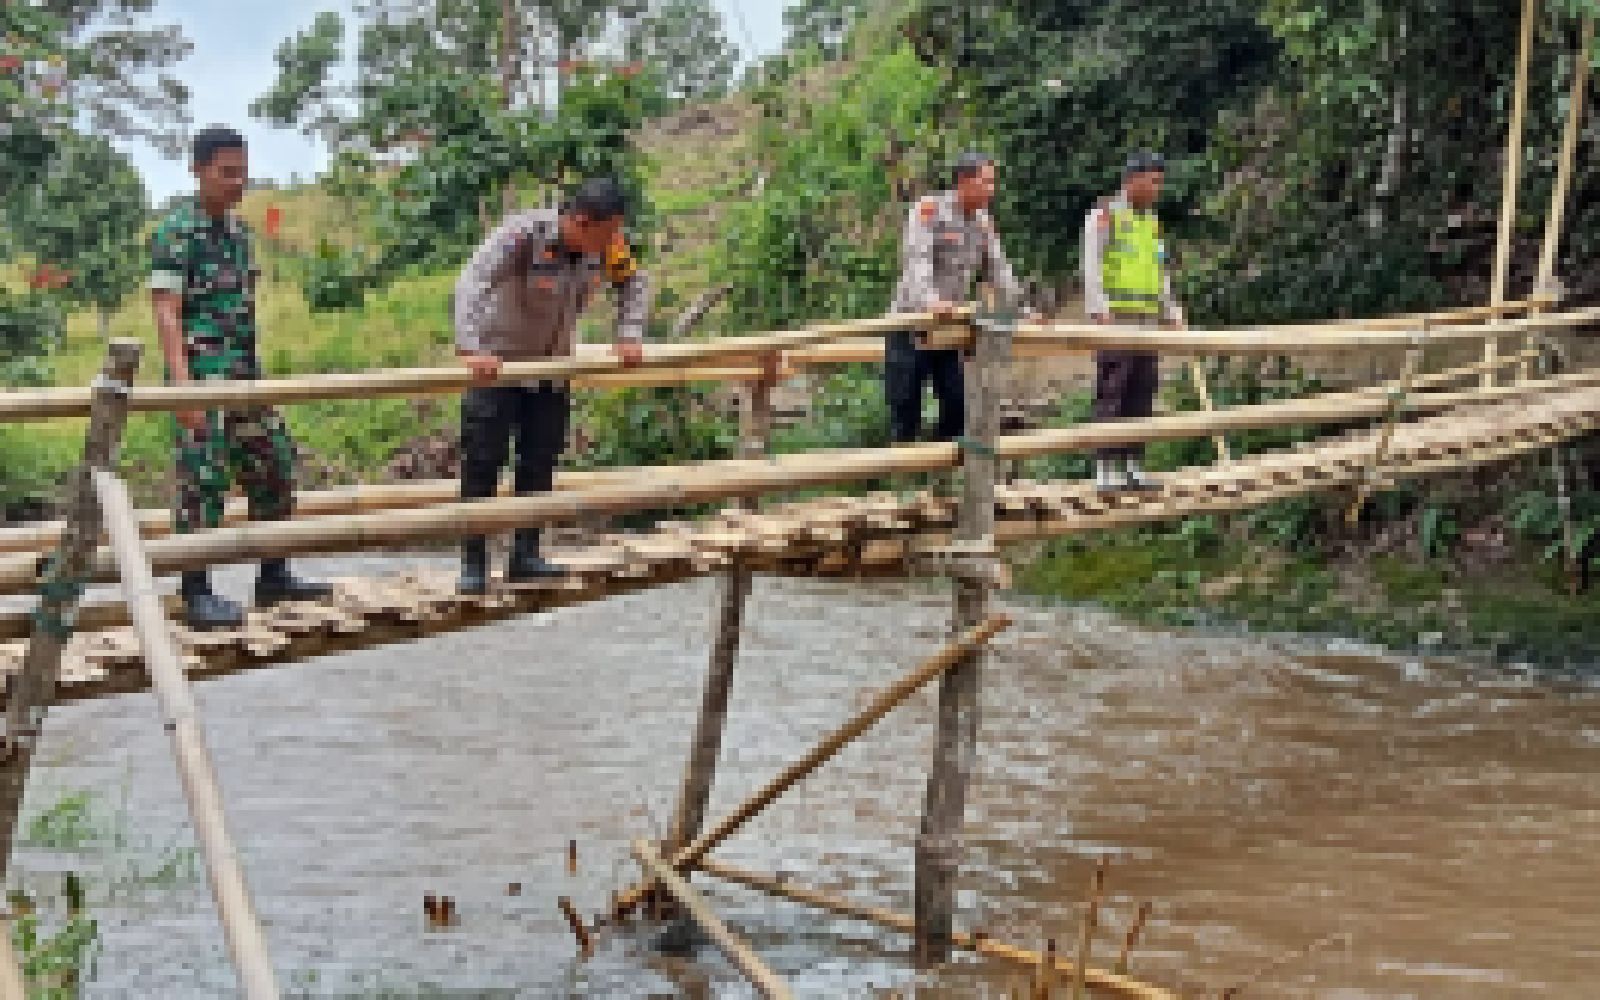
left=254, top=559, right=332, bottom=606
left=458, top=537, right=489, bottom=594
left=505, top=528, right=563, bottom=582
left=181, top=571, right=245, bottom=631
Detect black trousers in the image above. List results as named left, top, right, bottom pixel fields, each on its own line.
left=1093, top=350, right=1160, bottom=461
left=459, top=384, right=571, bottom=508
left=885, top=331, right=965, bottom=443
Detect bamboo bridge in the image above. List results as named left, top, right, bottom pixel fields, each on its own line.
left=1, top=11, right=1594, bottom=985
left=0, top=288, right=1597, bottom=999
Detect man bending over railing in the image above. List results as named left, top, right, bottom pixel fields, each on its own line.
left=451, top=177, right=652, bottom=594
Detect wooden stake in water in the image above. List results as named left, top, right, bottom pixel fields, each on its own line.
left=1070, top=859, right=1108, bottom=1000
left=1117, top=902, right=1153, bottom=976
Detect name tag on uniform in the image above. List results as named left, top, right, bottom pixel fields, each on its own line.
left=940, top=231, right=963, bottom=244
left=534, top=276, right=557, bottom=291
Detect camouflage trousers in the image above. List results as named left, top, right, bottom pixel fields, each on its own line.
left=173, top=406, right=296, bottom=534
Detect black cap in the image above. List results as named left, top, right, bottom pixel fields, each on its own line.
left=1123, top=150, right=1166, bottom=178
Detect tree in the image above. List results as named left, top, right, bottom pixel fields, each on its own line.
left=783, top=0, right=869, bottom=58
left=1, top=2, right=182, bottom=381
left=624, top=0, right=739, bottom=102
left=250, top=10, right=348, bottom=143
left=10, top=133, right=148, bottom=341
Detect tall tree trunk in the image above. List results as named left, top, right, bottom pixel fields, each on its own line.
left=501, top=0, right=518, bottom=216
left=97, top=306, right=111, bottom=343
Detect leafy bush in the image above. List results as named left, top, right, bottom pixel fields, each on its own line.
left=299, top=239, right=371, bottom=312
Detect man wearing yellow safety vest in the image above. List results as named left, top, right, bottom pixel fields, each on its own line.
left=1082, top=150, right=1187, bottom=491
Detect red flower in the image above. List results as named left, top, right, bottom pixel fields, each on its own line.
left=616, top=62, right=643, bottom=79
left=28, top=265, right=71, bottom=291
left=0, top=56, right=22, bottom=73
left=557, top=58, right=590, bottom=75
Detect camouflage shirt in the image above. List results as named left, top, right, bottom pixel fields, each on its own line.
left=148, top=197, right=262, bottom=379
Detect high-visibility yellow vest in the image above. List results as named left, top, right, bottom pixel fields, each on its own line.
left=1103, top=206, right=1163, bottom=316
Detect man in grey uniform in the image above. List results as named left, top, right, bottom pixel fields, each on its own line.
left=452, top=177, right=652, bottom=593
left=886, top=152, right=1027, bottom=443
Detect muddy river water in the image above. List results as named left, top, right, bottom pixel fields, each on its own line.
left=14, top=560, right=1600, bottom=998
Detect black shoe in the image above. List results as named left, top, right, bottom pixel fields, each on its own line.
left=459, top=538, right=489, bottom=595
left=254, top=559, right=333, bottom=606
left=505, top=529, right=564, bottom=582
left=181, top=571, right=245, bottom=631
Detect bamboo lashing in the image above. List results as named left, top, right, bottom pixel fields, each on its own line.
left=695, top=859, right=1179, bottom=1000
left=614, top=614, right=1011, bottom=919
left=91, top=470, right=280, bottom=1000
left=630, top=840, right=793, bottom=1000
left=1487, top=0, right=1540, bottom=387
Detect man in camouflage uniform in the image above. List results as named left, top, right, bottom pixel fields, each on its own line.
left=149, top=126, right=330, bottom=629
left=452, top=176, right=651, bottom=593
left=886, top=151, right=1028, bottom=443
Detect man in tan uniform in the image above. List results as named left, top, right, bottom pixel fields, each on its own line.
left=453, top=177, right=652, bottom=592
left=886, top=152, right=1027, bottom=443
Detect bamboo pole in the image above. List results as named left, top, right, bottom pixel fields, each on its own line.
left=631, top=841, right=793, bottom=1000
left=613, top=615, right=1012, bottom=919
left=5, top=305, right=1592, bottom=426
left=695, top=859, right=1180, bottom=1000
left=1537, top=17, right=1593, bottom=293
left=1487, top=0, right=1540, bottom=387
left=0, top=340, right=141, bottom=883
left=915, top=311, right=1003, bottom=961
left=5, top=364, right=1600, bottom=594
left=0, top=342, right=1545, bottom=565
left=1345, top=328, right=1428, bottom=523
left=91, top=469, right=280, bottom=1000
left=0, top=312, right=948, bottom=423
left=1189, top=360, right=1232, bottom=463
left=663, top=354, right=775, bottom=866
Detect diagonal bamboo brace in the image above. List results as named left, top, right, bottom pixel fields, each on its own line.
left=631, top=841, right=793, bottom=1000
left=92, top=470, right=280, bottom=1000
left=615, top=613, right=1012, bottom=918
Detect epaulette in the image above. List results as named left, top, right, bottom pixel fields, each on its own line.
left=605, top=231, right=638, bottom=283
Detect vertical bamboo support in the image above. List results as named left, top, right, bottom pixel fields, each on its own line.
left=0, top=339, right=141, bottom=881
left=92, top=469, right=280, bottom=999
left=1487, top=0, right=1539, bottom=388
left=1528, top=17, right=1593, bottom=381
left=1188, top=360, right=1231, bottom=463
left=664, top=356, right=776, bottom=860
left=914, top=310, right=1002, bottom=962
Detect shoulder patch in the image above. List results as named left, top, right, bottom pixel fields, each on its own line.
left=918, top=198, right=939, bottom=221
left=605, top=232, right=637, bottom=283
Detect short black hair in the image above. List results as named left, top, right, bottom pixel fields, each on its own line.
left=952, top=151, right=995, bottom=184
left=192, top=126, right=246, bottom=168
left=1123, top=150, right=1166, bottom=179
left=566, top=177, right=629, bottom=221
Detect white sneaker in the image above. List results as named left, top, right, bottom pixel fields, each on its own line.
left=1125, top=459, right=1161, bottom=491
left=1095, top=459, right=1127, bottom=491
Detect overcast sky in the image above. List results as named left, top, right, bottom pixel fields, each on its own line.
left=121, top=0, right=788, bottom=202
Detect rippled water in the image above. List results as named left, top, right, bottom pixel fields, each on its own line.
left=13, top=561, right=1600, bottom=997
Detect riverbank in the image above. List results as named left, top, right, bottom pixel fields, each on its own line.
left=1013, top=523, right=1600, bottom=668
